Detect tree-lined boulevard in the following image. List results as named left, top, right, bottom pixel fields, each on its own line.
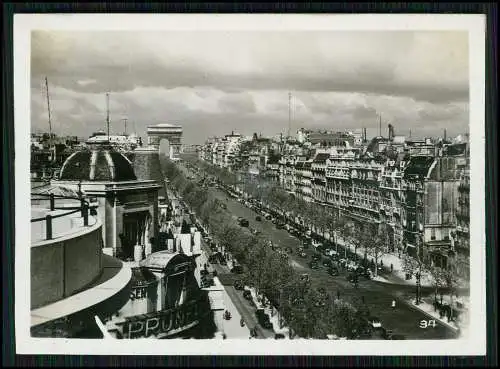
left=161, top=155, right=459, bottom=339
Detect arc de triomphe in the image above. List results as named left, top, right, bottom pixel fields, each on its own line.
left=147, top=124, right=183, bottom=160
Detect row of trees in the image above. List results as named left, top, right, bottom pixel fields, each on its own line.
left=161, top=158, right=371, bottom=339
left=188, top=156, right=390, bottom=278
left=189, top=156, right=467, bottom=320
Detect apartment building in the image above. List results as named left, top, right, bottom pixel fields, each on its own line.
left=311, top=152, right=329, bottom=204
left=455, top=167, right=470, bottom=278
left=402, top=146, right=465, bottom=267
left=379, top=153, right=408, bottom=253
left=294, top=159, right=313, bottom=202
left=325, top=147, right=359, bottom=217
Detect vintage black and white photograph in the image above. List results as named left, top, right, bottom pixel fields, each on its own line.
left=15, top=14, right=486, bottom=355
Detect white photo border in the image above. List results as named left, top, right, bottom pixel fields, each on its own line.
left=15, top=13, right=486, bottom=356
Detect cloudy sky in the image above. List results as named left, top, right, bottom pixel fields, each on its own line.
left=31, top=30, right=469, bottom=144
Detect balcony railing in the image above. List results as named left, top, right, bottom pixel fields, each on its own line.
left=31, top=193, right=95, bottom=241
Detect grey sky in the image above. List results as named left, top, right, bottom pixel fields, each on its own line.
left=31, top=30, right=469, bottom=144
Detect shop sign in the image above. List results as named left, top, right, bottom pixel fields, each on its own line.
left=115, top=300, right=200, bottom=339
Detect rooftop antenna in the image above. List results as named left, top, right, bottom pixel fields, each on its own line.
left=106, top=92, right=110, bottom=142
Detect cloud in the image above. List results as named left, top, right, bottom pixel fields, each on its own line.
left=218, top=92, right=256, bottom=114
left=30, top=30, right=470, bottom=143
left=31, top=31, right=468, bottom=101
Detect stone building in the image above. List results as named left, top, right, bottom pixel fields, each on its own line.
left=311, top=152, right=329, bottom=204
left=379, top=153, right=408, bottom=253
left=53, top=146, right=161, bottom=260
left=402, top=152, right=462, bottom=267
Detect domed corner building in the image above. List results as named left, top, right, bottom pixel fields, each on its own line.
left=53, top=145, right=162, bottom=261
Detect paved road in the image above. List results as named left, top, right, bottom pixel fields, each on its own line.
left=175, top=160, right=458, bottom=339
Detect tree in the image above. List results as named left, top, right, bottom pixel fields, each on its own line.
left=330, top=299, right=360, bottom=339
left=402, top=253, right=424, bottom=304
left=364, top=222, right=389, bottom=277
left=427, top=265, right=447, bottom=307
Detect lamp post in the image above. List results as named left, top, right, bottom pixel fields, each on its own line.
left=415, top=237, right=423, bottom=305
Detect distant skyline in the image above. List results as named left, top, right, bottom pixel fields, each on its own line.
left=31, top=30, right=469, bottom=145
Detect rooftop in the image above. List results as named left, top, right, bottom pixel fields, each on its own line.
left=59, top=148, right=137, bottom=182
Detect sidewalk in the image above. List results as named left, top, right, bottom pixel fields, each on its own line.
left=332, top=235, right=470, bottom=289
left=403, top=295, right=469, bottom=338
left=221, top=287, right=251, bottom=339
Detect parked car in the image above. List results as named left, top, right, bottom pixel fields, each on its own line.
left=265, top=214, right=272, bottom=220
left=274, top=333, right=286, bottom=339
left=243, top=290, right=253, bottom=300
left=239, top=218, right=249, bottom=227
left=234, top=280, right=244, bottom=290
left=300, top=252, right=307, bottom=258
left=256, top=309, right=273, bottom=330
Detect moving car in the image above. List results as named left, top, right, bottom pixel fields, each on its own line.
left=367, top=316, right=382, bottom=329
left=231, top=265, right=244, bottom=274
left=311, top=239, right=322, bottom=248
left=328, top=267, right=340, bottom=276
left=300, top=252, right=307, bottom=258
left=309, top=261, right=319, bottom=270
left=255, top=215, right=262, bottom=221
left=276, top=222, right=285, bottom=229
left=239, top=218, right=249, bottom=227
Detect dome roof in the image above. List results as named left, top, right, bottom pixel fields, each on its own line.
left=59, top=148, right=137, bottom=182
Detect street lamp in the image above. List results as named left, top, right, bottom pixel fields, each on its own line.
left=415, top=237, right=423, bottom=305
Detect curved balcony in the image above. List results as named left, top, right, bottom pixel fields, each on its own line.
left=30, top=193, right=132, bottom=328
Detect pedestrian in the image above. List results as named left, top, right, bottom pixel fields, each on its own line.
left=337, top=291, right=340, bottom=300
left=361, top=296, right=365, bottom=304
left=391, top=299, right=396, bottom=309
left=390, top=263, right=393, bottom=273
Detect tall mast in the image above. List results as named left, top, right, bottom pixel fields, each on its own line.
left=379, top=114, right=382, bottom=137
left=122, top=118, right=128, bottom=135
left=288, top=92, right=292, bottom=139
left=45, top=77, right=52, bottom=140
left=106, top=92, right=110, bottom=141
